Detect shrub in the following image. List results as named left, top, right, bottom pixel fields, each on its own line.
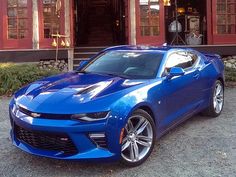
left=225, top=67, right=236, bottom=82
left=0, top=63, right=60, bottom=96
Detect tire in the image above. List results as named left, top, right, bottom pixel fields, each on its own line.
left=202, top=80, right=224, bottom=117
left=120, top=109, right=156, bottom=167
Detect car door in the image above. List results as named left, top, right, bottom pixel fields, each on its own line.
left=158, top=50, right=202, bottom=130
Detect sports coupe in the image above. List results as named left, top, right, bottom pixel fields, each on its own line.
left=9, top=45, right=224, bottom=166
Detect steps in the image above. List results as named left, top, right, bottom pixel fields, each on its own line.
left=73, top=46, right=108, bottom=70
left=86, top=0, right=113, bottom=46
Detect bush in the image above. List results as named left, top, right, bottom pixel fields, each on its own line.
left=225, top=67, right=236, bottom=82
left=0, top=63, right=60, bottom=96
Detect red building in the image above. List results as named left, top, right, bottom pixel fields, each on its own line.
left=0, top=0, right=236, bottom=63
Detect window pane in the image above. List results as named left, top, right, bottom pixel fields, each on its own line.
left=18, top=0, right=27, bottom=7
left=8, top=0, right=17, bottom=7
left=217, top=25, right=227, bottom=34
left=8, top=8, right=17, bottom=17
left=217, top=15, right=226, bottom=24
left=18, top=29, right=28, bottom=38
left=217, top=4, right=226, bottom=13
left=141, top=27, right=151, bottom=36
left=8, top=18, right=17, bottom=28
left=139, top=0, right=160, bottom=36
left=18, top=8, right=27, bottom=18
left=18, top=19, right=28, bottom=29
left=8, top=29, right=17, bottom=39
left=227, top=3, right=236, bottom=13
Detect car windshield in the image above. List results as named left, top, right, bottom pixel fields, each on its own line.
left=81, top=50, right=164, bottom=79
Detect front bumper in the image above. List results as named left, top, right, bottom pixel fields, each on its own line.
left=9, top=108, right=122, bottom=161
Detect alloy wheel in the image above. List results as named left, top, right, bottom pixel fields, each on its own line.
left=213, top=82, right=224, bottom=114
left=121, top=115, right=153, bottom=163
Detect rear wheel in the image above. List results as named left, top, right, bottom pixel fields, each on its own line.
left=120, top=109, right=156, bottom=167
left=202, top=80, right=224, bottom=117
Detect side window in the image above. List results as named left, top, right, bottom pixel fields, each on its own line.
left=165, top=51, right=197, bottom=73
left=187, top=52, right=198, bottom=66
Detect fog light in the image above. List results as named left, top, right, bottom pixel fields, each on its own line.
left=89, top=133, right=107, bottom=148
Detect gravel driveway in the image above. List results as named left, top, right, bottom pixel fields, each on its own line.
left=0, top=88, right=236, bottom=177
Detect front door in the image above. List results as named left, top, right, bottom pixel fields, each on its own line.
left=158, top=51, right=202, bottom=130
left=74, top=0, right=126, bottom=46
left=211, top=0, right=236, bottom=44
left=136, top=0, right=165, bottom=45
left=1, top=0, right=32, bottom=49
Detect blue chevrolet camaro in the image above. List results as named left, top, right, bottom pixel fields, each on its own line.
left=9, top=45, right=224, bottom=166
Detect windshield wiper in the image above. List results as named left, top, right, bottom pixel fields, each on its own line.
left=97, top=72, right=131, bottom=79
left=75, top=70, right=90, bottom=74
left=75, top=70, right=131, bottom=79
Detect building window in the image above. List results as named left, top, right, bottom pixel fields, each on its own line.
left=217, top=0, right=236, bottom=34
left=43, top=0, right=61, bottom=38
left=7, top=0, right=29, bottom=39
left=139, top=0, right=160, bottom=36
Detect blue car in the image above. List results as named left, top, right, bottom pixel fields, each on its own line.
left=9, top=45, right=224, bottom=166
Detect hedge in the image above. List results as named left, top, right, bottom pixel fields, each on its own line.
left=0, top=63, right=60, bottom=96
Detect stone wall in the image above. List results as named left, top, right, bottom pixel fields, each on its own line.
left=38, top=59, right=68, bottom=72
left=223, top=56, right=236, bottom=70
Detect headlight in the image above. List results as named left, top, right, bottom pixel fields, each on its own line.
left=71, top=111, right=109, bottom=122
left=11, top=99, right=19, bottom=115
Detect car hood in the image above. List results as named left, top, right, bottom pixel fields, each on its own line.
left=14, top=72, right=146, bottom=114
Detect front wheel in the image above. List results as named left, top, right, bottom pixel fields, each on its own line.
left=120, top=109, right=156, bottom=167
left=202, top=80, right=224, bottom=117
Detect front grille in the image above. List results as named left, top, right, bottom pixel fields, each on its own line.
left=15, top=124, right=78, bottom=155
left=19, top=107, right=72, bottom=120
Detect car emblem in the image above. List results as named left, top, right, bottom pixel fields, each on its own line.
left=31, top=113, right=41, bottom=118
left=60, top=138, right=69, bottom=141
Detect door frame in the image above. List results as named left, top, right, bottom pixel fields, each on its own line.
left=38, top=0, right=65, bottom=48
left=135, top=0, right=165, bottom=45
left=1, top=0, right=33, bottom=49
left=211, top=0, right=236, bottom=44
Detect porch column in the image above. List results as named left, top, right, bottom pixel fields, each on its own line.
left=130, top=0, right=136, bottom=45
left=64, top=0, right=71, bottom=44
left=64, top=0, right=73, bottom=71
left=32, top=0, right=39, bottom=49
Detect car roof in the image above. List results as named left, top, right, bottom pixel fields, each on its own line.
left=104, top=45, right=191, bottom=53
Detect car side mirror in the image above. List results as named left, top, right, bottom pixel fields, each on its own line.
left=166, top=67, right=185, bottom=79
left=80, top=60, right=89, bottom=67
left=76, top=60, right=89, bottom=70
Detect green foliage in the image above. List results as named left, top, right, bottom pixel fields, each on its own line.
left=225, top=67, right=236, bottom=82
left=0, top=63, right=60, bottom=96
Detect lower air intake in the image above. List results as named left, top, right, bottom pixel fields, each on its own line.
left=15, top=124, right=78, bottom=155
